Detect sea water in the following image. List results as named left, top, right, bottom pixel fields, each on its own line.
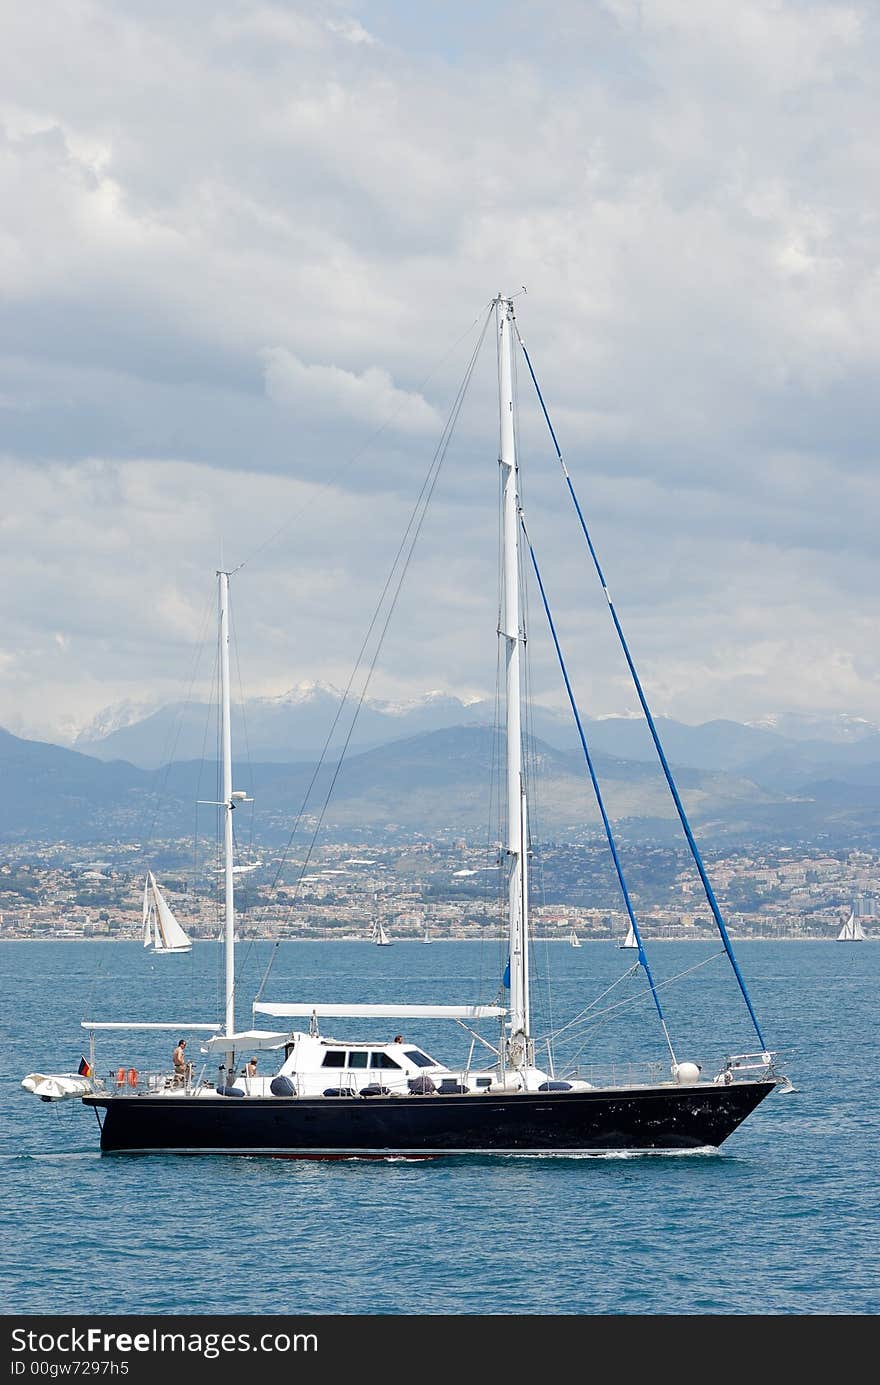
left=2, top=939, right=878, bottom=1316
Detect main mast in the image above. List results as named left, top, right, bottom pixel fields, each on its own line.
left=497, top=295, right=531, bottom=1066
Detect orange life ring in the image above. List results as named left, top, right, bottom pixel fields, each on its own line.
left=127, top=1068, right=138, bottom=1088
left=116, top=1067, right=126, bottom=1087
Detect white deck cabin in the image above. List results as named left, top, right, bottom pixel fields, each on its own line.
left=217, top=1031, right=573, bottom=1098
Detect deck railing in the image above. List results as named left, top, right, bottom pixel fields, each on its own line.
left=101, top=1067, right=213, bottom=1095
left=562, top=1060, right=667, bottom=1089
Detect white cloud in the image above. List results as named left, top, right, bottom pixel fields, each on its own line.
left=2, top=1, right=880, bottom=740
left=261, top=347, right=440, bottom=432
left=326, top=17, right=377, bottom=47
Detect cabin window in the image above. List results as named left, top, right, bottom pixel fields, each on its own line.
left=475, top=1077, right=492, bottom=1088
left=321, top=1051, right=345, bottom=1068
left=404, top=1049, right=437, bottom=1068
left=347, top=1051, right=369, bottom=1069
left=370, top=1052, right=401, bottom=1069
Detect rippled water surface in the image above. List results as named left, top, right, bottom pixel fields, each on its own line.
left=2, top=939, right=878, bottom=1315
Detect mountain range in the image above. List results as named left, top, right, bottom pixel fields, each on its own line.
left=71, top=683, right=880, bottom=771
left=5, top=704, right=880, bottom=845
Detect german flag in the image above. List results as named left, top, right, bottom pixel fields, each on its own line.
left=77, top=1056, right=92, bottom=1077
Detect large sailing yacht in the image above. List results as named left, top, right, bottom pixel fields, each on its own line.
left=21, top=296, right=784, bottom=1155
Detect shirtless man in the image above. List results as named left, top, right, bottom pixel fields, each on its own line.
left=172, top=1037, right=192, bottom=1086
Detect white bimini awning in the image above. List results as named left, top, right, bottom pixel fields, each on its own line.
left=252, top=1003, right=506, bottom=1021
left=81, top=1022, right=222, bottom=1032
left=200, top=1030, right=292, bottom=1053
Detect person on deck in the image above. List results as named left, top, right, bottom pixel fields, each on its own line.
left=172, top=1037, right=193, bottom=1086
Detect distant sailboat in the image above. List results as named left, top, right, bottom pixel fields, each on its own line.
left=568, top=930, right=581, bottom=948
left=619, top=921, right=637, bottom=950
left=370, top=920, right=392, bottom=946
left=423, top=926, right=432, bottom=943
left=143, top=872, right=192, bottom=954
left=838, top=910, right=867, bottom=942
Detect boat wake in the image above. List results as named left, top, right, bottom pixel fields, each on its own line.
left=494, top=1146, right=723, bottom=1162
left=16, top=1151, right=101, bottom=1163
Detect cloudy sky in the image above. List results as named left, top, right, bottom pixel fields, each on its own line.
left=2, top=0, right=880, bottom=745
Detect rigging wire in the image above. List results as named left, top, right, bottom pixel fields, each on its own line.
left=514, top=324, right=768, bottom=1054
left=537, top=950, right=726, bottom=1063
left=251, top=305, right=496, bottom=1004
left=521, top=516, right=676, bottom=1062
left=209, top=304, right=497, bottom=1017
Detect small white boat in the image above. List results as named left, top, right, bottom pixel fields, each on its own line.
left=619, top=922, right=637, bottom=949
left=568, top=930, right=581, bottom=948
left=20, top=1072, right=93, bottom=1102
left=370, top=920, right=393, bottom=946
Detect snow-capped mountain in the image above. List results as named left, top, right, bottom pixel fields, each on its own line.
left=746, top=712, right=880, bottom=744
left=74, top=698, right=163, bottom=746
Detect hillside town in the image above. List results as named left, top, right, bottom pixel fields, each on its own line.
left=0, top=835, right=876, bottom=943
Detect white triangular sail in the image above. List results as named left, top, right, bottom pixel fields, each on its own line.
left=838, top=910, right=867, bottom=942
left=144, top=872, right=192, bottom=953
left=569, top=930, right=581, bottom=948
left=371, top=920, right=392, bottom=946
left=619, top=921, right=637, bottom=949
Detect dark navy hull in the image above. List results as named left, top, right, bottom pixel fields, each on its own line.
left=85, top=1080, right=776, bottom=1156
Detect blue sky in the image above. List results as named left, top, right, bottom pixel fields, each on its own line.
left=1, top=0, right=879, bottom=743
